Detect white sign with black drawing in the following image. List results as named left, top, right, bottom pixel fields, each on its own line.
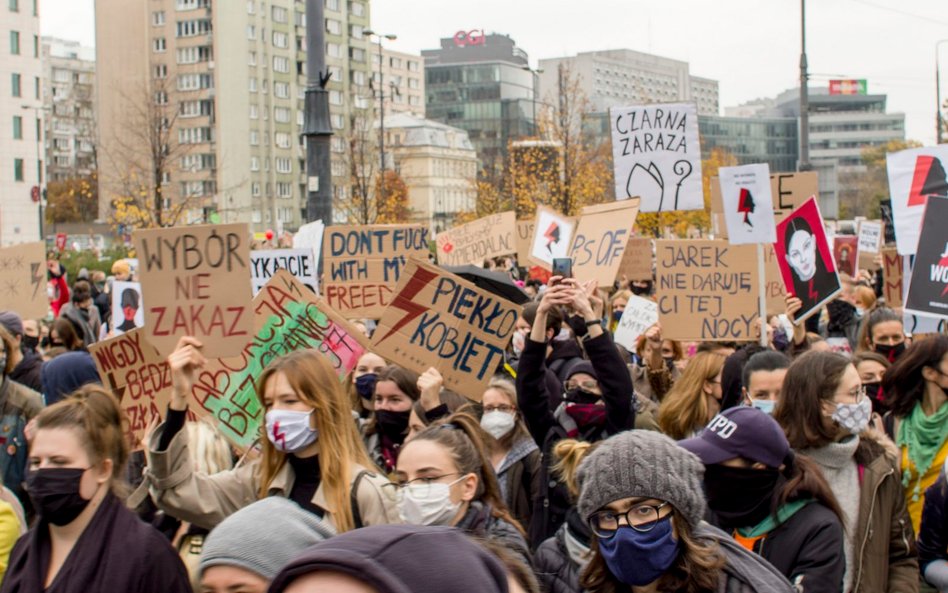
left=610, top=102, right=703, bottom=212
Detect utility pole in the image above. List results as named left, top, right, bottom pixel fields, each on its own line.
left=799, top=0, right=811, bottom=171
left=365, top=30, right=396, bottom=209
left=936, top=40, right=948, bottom=144
left=303, top=0, right=333, bottom=225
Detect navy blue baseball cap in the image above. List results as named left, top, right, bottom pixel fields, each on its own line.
left=678, top=406, right=790, bottom=469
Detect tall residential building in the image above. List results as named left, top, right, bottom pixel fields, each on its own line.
left=96, top=0, right=372, bottom=232
left=1, top=0, right=42, bottom=245
left=423, top=32, right=536, bottom=176
left=538, top=49, right=719, bottom=117
left=42, top=37, right=96, bottom=183
left=369, top=46, right=424, bottom=117
left=382, top=112, right=476, bottom=231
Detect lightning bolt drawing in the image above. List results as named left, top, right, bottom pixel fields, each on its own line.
left=272, top=420, right=287, bottom=451
left=940, top=254, right=948, bottom=297
left=29, top=262, right=44, bottom=300
left=376, top=265, right=439, bottom=343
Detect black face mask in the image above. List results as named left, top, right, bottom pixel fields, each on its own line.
left=374, top=409, right=411, bottom=441
left=864, top=382, right=887, bottom=415
left=564, top=387, right=600, bottom=405
left=355, top=373, right=378, bottom=401
left=630, top=283, right=651, bottom=296
left=874, top=342, right=906, bottom=363
left=703, top=464, right=781, bottom=529
left=21, top=335, right=39, bottom=352
left=26, top=467, right=92, bottom=526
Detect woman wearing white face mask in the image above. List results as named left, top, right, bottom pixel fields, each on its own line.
left=389, top=412, right=531, bottom=566
left=774, top=350, right=918, bottom=593
left=143, top=337, right=399, bottom=533
left=480, top=378, right=542, bottom=532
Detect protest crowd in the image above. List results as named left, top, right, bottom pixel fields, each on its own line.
left=0, top=125, right=946, bottom=593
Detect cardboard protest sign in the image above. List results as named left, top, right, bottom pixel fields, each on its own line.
left=134, top=223, right=253, bottom=358
left=89, top=329, right=199, bottom=443
left=569, top=199, right=641, bottom=286
left=529, top=206, right=575, bottom=269
left=516, top=220, right=535, bottom=266
left=194, top=269, right=372, bottom=450
left=612, top=296, right=659, bottom=352
left=832, top=236, right=859, bottom=278
left=773, top=197, right=842, bottom=323
left=250, top=249, right=318, bottom=295
left=857, top=220, right=883, bottom=270
left=293, top=220, right=325, bottom=255
left=436, top=212, right=517, bottom=267
left=879, top=200, right=897, bottom=245
left=718, top=164, right=777, bottom=245
left=371, top=258, right=521, bottom=400
left=111, top=281, right=144, bottom=334
left=763, top=244, right=789, bottom=316
left=618, top=237, right=653, bottom=281
left=610, top=102, right=702, bottom=212
left=886, top=145, right=948, bottom=254
left=881, top=247, right=903, bottom=308
left=655, top=240, right=759, bottom=341
left=0, top=242, right=47, bottom=320
left=711, top=172, right=819, bottom=240
left=905, top=196, right=948, bottom=319
left=323, top=224, right=429, bottom=319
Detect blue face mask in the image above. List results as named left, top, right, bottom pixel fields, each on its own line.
left=355, top=373, right=378, bottom=400
left=750, top=399, right=776, bottom=415
left=598, top=515, right=680, bottom=586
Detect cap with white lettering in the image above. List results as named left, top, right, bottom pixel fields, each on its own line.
left=678, top=406, right=790, bottom=469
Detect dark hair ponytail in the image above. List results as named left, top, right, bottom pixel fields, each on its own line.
left=777, top=452, right=844, bottom=524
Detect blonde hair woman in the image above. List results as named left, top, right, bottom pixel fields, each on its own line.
left=657, top=352, right=726, bottom=440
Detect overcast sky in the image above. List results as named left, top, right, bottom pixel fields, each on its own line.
left=43, top=0, right=946, bottom=144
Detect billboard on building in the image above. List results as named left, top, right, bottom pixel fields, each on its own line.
left=829, top=80, right=867, bottom=95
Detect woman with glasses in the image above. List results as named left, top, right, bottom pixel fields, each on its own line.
left=657, top=351, right=727, bottom=439
left=680, top=406, right=845, bottom=592
left=882, top=335, right=948, bottom=534
left=390, top=411, right=530, bottom=566
left=576, top=430, right=794, bottom=593
left=774, top=350, right=918, bottom=593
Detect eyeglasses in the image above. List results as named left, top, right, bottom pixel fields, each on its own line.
left=835, top=385, right=866, bottom=403
left=587, top=501, right=670, bottom=538
left=483, top=404, right=515, bottom=414
left=382, top=474, right=462, bottom=500
left=565, top=379, right=599, bottom=391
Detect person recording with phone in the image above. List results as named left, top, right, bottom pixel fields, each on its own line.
left=515, top=274, right=636, bottom=548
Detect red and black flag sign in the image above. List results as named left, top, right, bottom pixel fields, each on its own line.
left=905, top=196, right=948, bottom=318
left=909, top=155, right=948, bottom=206
left=737, top=188, right=755, bottom=227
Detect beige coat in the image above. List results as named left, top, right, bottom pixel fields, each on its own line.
left=142, top=421, right=400, bottom=531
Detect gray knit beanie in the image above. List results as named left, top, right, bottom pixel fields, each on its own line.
left=199, top=497, right=335, bottom=580
left=576, top=430, right=707, bottom=529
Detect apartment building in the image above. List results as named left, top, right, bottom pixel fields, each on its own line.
left=42, top=37, right=96, bottom=183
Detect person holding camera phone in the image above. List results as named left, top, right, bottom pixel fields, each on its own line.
left=515, top=276, right=636, bottom=549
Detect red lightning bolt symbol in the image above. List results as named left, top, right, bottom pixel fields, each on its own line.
left=940, top=255, right=948, bottom=297
left=376, top=266, right=439, bottom=343
left=30, top=262, right=44, bottom=300
left=737, top=188, right=752, bottom=225
left=272, top=420, right=287, bottom=450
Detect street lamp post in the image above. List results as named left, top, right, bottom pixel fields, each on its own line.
left=364, top=30, right=397, bottom=207
left=522, top=65, right=544, bottom=137
left=303, top=0, right=333, bottom=227
left=936, top=40, right=948, bottom=144
left=21, top=104, right=45, bottom=241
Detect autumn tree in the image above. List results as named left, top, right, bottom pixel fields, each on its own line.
left=46, top=173, right=98, bottom=224
left=838, top=139, right=922, bottom=219
left=374, top=169, right=412, bottom=223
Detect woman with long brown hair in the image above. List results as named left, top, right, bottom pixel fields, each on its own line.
left=657, top=351, right=726, bottom=439
left=363, top=365, right=420, bottom=474
left=144, top=337, right=398, bottom=532
left=576, top=430, right=793, bottom=593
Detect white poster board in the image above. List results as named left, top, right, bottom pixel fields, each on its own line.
left=111, top=281, right=145, bottom=335
left=612, top=295, right=659, bottom=352
left=718, top=164, right=777, bottom=245
left=886, top=145, right=948, bottom=255
left=857, top=220, right=883, bottom=255
left=250, top=249, right=319, bottom=295
left=293, top=220, right=325, bottom=261
left=610, top=102, right=703, bottom=212
left=529, top=206, right=575, bottom=269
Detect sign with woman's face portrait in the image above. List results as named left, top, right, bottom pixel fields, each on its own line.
left=773, top=197, right=841, bottom=324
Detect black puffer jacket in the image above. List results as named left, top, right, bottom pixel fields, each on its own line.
left=456, top=501, right=531, bottom=568
left=534, top=508, right=592, bottom=593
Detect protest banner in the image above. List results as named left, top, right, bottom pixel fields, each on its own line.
left=0, top=242, right=47, bottom=320
left=111, top=281, right=144, bottom=334
left=857, top=220, right=883, bottom=271
left=762, top=244, right=789, bottom=315
left=436, top=212, right=517, bottom=267
left=516, top=219, right=535, bottom=266
left=612, top=296, right=659, bottom=352
left=711, top=172, right=819, bottom=240
left=134, top=223, right=253, bottom=358
left=371, top=258, right=521, bottom=400
left=88, top=329, right=193, bottom=443
left=617, top=237, right=653, bottom=282
left=610, top=102, right=702, bottom=212
left=293, top=220, right=325, bottom=255
left=655, top=240, right=759, bottom=341
left=250, top=249, right=318, bottom=295
left=193, top=269, right=372, bottom=449
left=881, top=247, right=903, bottom=308
left=529, top=206, right=575, bottom=270
left=569, top=198, right=641, bottom=286
left=879, top=200, right=897, bottom=245
left=886, top=145, right=948, bottom=254
left=905, top=196, right=948, bottom=319
left=773, top=197, right=842, bottom=323
left=718, top=164, right=777, bottom=245
left=832, top=235, right=859, bottom=278
left=322, top=224, right=429, bottom=319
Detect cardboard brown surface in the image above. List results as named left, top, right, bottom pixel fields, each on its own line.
left=436, top=212, right=517, bottom=266
left=516, top=220, right=535, bottom=266
left=618, top=237, right=654, bottom=282
left=763, top=244, right=789, bottom=316
left=371, top=258, right=521, bottom=400
left=882, top=247, right=903, bottom=309
left=655, top=240, right=759, bottom=341
left=133, top=223, right=253, bottom=358
left=322, top=224, right=430, bottom=319
left=0, top=242, right=48, bottom=319
left=568, top=199, right=641, bottom=286
left=711, top=172, right=819, bottom=240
